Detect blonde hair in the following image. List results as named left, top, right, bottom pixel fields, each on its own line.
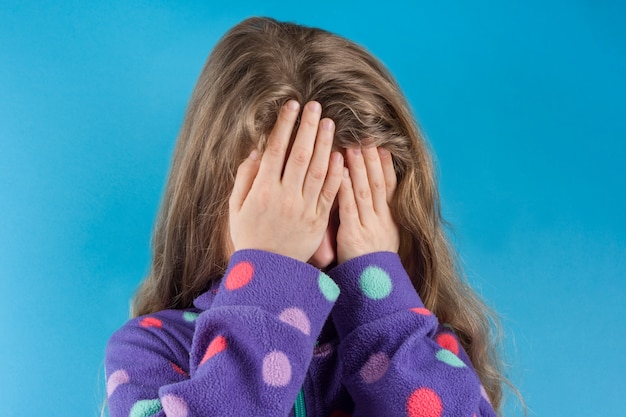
left=133, top=16, right=512, bottom=413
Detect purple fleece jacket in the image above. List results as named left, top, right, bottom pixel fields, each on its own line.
left=105, top=250, right=497, bottom=417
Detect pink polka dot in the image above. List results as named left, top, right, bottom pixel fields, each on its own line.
left=435, top=333, right=459, bottom=355
left=162, top=395, right=189, bottom=417
left=200, top=335, right=227, bottom=365
left=480, top=385, right=491, bottom=404
left=278, top=307, right=311, bottom=335
left=106, top=369, right=129, bottom=397
left=410, top=307, right=432, bottom=315
left=359, top=352, right=390, bottom=383
left=406, top=387, right=443, bottom=417
left=262, top=350, right=292, bottom=387
left=170, top=362, right=188, bottom=377
left=224, top=261, right=254, bottom=290
left=139, top=317, right=162, bottom=328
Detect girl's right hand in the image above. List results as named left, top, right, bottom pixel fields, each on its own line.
left=229, top=101, right=344, bottom=262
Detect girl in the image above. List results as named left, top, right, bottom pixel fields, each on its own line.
left=106, top=17, right=507, bottom=417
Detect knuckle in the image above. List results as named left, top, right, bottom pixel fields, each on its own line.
left=308, top=166, right=326, bottom=181
left=266, top=143, right=285, bottom=158
left=279, top=196, right=295, bottom=212
left=291, top=148, right=311, bottom=166
left=311, top=215, right=326, bottom=230
left=371, top=179, right=386, bottom=193
left=301, top=117, right=318, bottom=130
left=343, top=201, right=358, bottom=213
left=357, top=188, right=371, bottom=200
left=320, top=186, right=336, bottom=202
left=364, top=151, right=378, bottom=163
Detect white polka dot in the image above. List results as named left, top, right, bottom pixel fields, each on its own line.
left=480, top=385, right=492, bottom=404
left=107, top=369, right=130, bottom=397
left=278, top=307, right=311, bottom=335
left=262, top=350, right=292, bottom=387
left=359, top=352, right=390, bottom=383
left=162, top=394, right=189, bottom=417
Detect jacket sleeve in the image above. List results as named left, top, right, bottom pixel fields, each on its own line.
left=105, top=249, right=339, bottom=417
left=328, top=252, right=497, bottom=417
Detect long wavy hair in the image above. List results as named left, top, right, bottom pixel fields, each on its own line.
left=132, top=16, right=512, bottom=413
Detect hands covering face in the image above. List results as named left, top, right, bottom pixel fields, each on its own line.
left=229, top=101, right=400, bottom=265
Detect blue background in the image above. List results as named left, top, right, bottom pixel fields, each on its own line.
left=1, top=1, right=624, bottom=416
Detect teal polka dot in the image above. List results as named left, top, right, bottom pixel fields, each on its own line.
left=129, top=399, right=162, bottom=417
left=318, top=273, right=339, bottom=302
left=183, top=311, right=199, bottom=322
left=359, top=266, right=392, bottom=300
left=436, top=349, right=466, bottom=368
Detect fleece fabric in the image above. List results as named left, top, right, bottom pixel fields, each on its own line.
left=105, top=250, right=497, bottom=417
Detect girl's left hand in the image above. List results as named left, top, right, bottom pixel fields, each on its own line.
left=336, top=146, right=400, bottom=264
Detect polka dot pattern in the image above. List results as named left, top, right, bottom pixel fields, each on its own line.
left=313, top=342, right=334, bottom=358
left=435, top=349, right=466, bottom=368
left=162, top=395, right=189, bottom=417
left=200, top=335, right=227, bottom=365
left=183, top=311, right=199, bottom=322
left=318, top=273, right=340, bottom=302
left=359, top=266, right=392, bottom=300
left=129, top=399, right=162, bottom=417
left=170, top=362, right=188, bottom=377
left=435, top=333, right=459, bottom=355
left=262, top=350, right=292, bottom=387
left=140, top=317, right=162, bottom=329
left=480, top=385, right=491, bottom=404
left=106, top=369, right=129, bottom=398
left=410, top=307, right=432, bottom=316
left=278, top=307, right=311, bottom=335
left=406, top=387, right=443, bottom=417
left=225, top=261, right=254, bottom=291
left=359, top=352, right=390, bottom=383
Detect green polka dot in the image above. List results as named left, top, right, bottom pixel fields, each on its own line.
left=436, top=349, right=466, bottom=368
left=129, top=399, right=162, bottom=417
left=318, top=273, right=339, bottom=302
left=359, top=266, right=392, bottom=300
left=183, top=311, right=199, bottom=322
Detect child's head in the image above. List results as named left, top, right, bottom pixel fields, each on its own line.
left=135, top=17, right=505, bottom=410
left=143, top=16, right=440, bottom=304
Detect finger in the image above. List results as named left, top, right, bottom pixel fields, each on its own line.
left=378, top=147, right=397, bottom=203
left=337, top=167, right=361, bottom=227
left=361, top=146, right=388, bottom=214
left=316, top=151, right=343, bottom=216
left=303, top=117, right=334, bottom=203
left=229, top=149, right=261, bottom=212
left=345, top=147, right=375, bottom=223
left=258, top=100, right=300, bottom=180
left=283, top=101, right=322, bottom=191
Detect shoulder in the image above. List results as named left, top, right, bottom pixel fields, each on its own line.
left=106, top=308, right=200, bottom=367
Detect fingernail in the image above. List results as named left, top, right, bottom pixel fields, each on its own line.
left=331, top=152, right=342, bottom=163
left=307, top=101, right=322, bottom=113
left=378, top=147, right=389, bottom=156
left=286, top=100, right=300, bottom=111
left=352, top=148, right=361, bottom=156
left=322, top=119, right=334, bottom=131
left=249, top=149, right=259, bottom=160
